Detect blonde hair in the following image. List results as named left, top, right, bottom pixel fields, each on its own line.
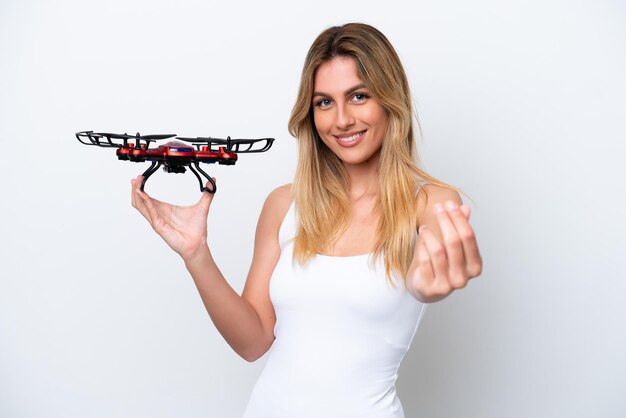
left=288, top=23, right=451, bottom=285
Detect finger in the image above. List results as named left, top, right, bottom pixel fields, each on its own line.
left=130, top=178, right=137, bottom=208
left=138, top=188, right=166, bottom=227
left=418, top=225, right=451, bottom=294
left=131, top=175, right=145, bottom=206
left=460, top=204, right=471, bottom=219
left=434, top=202, right=467, bottom=289
left=131, top=178, right=159, bottom=225
left=446, top=201, right=482, bottom=278
left=132, top=188, right=153, bottom=224
left=201, top=178, right=217, bottom=201
left=131, top=176, right=144, bottom=212
left=415, top=239, right=435, bottom=288
left=198, top=178, right=216, bottom=215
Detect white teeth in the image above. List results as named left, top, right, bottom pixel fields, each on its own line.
left=337, top=131, right=365, bottom=142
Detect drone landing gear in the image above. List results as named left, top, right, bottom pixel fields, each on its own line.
left=189, top=162, right=216, bottom=194
left=140, top=161, right=162, bottom=191
left=139, top=161, right=216, bottom=194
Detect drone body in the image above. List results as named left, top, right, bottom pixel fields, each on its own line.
left=76, top=131, right=274, bottom=193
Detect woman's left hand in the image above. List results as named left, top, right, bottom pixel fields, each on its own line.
left=409, top=200, right=482, bottom=303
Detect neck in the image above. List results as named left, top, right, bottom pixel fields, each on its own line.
left=344, top=153, right=380, bottom=201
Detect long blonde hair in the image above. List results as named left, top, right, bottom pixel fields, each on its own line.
left=288, top=23, right=450, bottom=285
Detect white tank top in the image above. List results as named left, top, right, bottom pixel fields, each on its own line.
left=243, top=202, right=427, bottom=418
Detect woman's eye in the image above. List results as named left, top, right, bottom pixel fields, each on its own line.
left=352, top=93, right=368, bottom=102
left=316, top=98, right=332, bottom=108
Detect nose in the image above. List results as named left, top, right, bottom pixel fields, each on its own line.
left=335, top=103, right=355, bottom=130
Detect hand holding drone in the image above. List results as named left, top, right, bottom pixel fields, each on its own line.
left=76, top=131, right=275, bottom=193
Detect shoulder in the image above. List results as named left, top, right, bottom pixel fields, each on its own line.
left=264, top=183, right=293, bottom=212
left=259, top=183, right=294, bottom=229
left=416, top=183, right=461, bottom=223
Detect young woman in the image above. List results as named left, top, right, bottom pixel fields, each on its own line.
left=131, top=23, right=481, bottom=418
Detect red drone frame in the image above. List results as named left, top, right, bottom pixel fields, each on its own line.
left=76, top=131, right=275, bottom=193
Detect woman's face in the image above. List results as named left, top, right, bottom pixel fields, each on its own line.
left=312, top=56, right=388, bottom=168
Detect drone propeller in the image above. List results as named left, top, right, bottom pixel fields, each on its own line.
left=76, top=131, right=177, bottom=148
left=176, top=136, right=275, bottom=153
left=102, top=132, right=176, bottom=141
left=137, top=134, right=178, bottom=140
left=175, top=136, right=225, bottom=143
left=101, top=133, right=133, bottom=139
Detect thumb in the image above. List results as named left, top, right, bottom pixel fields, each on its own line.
left=198, top=178, right=216, bottom=214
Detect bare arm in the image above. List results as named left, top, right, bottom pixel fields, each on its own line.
left=131, top=177, right=291, bottom=361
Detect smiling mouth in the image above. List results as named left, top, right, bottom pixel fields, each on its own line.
left=335, top=130, right=366, bottom=144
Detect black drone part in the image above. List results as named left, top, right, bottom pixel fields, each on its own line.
left=76, top=131, right=177, bottom=148
left=175, top=136, right=275, bottom=153
left=138, top=161, right=217, bottom=193
left=163, top=164, right=187, bottom=174
left=77, top=130, right=274, bottom=195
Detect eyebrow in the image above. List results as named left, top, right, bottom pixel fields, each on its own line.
left=312, top=83, right=367, bottom=98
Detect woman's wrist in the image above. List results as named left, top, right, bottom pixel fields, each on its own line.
left=182, top=243, right=212, bottom=270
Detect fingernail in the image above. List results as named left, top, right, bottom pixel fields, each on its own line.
left=445, top=201, right=458, bottom=210
left=418, top=225, right=427, bottom=233
left=434, top=203, right=445, bottom=213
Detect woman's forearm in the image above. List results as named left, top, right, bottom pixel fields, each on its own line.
left=183, top=246, right=272, bottom=362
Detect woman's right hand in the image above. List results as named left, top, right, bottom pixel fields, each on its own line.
left=130, top=175, right=214, bottom=261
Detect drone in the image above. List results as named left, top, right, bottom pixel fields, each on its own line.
left=76, top=131, right=275, bottom=193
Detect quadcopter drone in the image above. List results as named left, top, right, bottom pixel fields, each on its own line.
left=76, top=131, right=275, bottom=193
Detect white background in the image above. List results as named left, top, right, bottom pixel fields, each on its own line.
left=1, top=0, right=625, bottom=417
